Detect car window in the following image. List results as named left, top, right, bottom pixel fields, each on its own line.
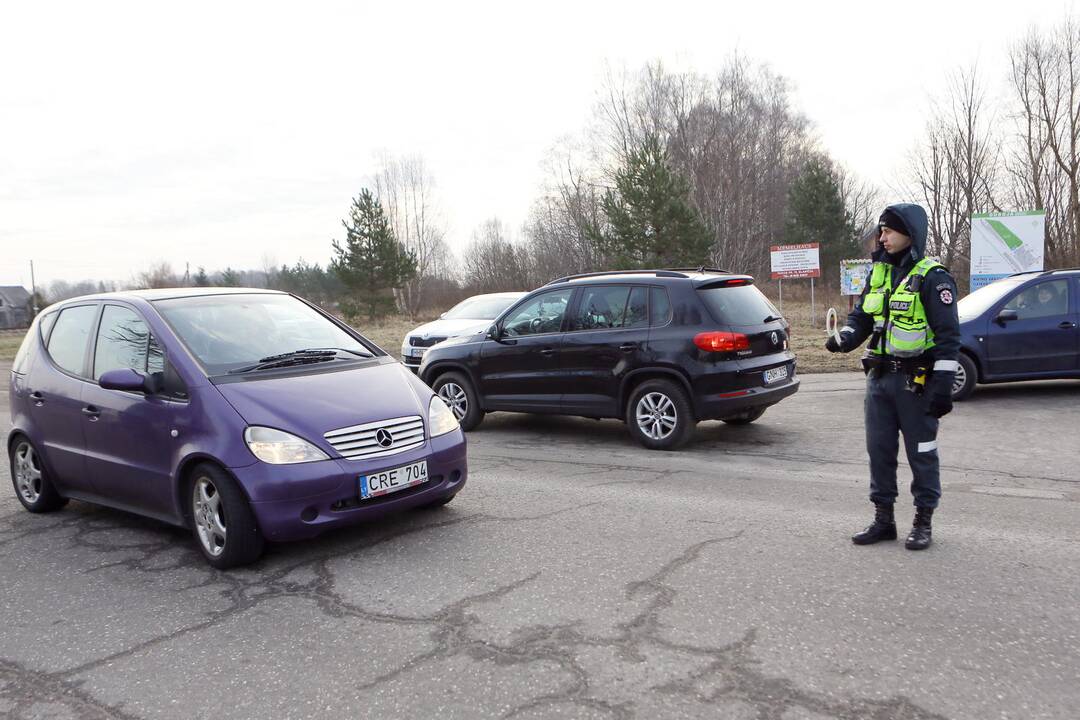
left=1003, top=280, right=1070, bottom=320
left=502, top=289, right=573, bottom=337
left=697, top=284, right=779, bottom=325
left=626, top=287, right=649, bottom=329
left=572, top=286, right=631, bottom=331
left=154, top=294, right=373, bottom=375
left=45, top=305, right=98, bottom=376
left=650, top=288, right=672, bottom=327
left=94, top=305, right=159, bottom=380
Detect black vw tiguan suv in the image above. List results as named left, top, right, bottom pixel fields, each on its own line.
left=418, top=269, right=799, bottom=449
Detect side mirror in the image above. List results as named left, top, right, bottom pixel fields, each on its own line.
left=485, top=324, right=500, bottom=340
left=99, top=368, right=152, bottom=394
left=995, top=309, right=1019, bottom=325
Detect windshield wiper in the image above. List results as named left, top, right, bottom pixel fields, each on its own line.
left=227, top=348, right=371, bottom=375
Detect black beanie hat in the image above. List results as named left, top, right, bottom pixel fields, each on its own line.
left=879, top=208, right=911, bottom=238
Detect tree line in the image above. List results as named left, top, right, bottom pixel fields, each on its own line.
left=39, top=18, right=1080, bottom=321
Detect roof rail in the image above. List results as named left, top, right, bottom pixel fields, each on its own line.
left=544, top=269, right=690, bottom=286
left=664, top=266, right=733, bottom=274
left=1045, top=267, right=1080, bottom=274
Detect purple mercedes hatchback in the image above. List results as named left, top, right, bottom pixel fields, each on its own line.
left=7, top=289, right=467, bottom=568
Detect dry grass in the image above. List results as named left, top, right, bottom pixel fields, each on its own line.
left=0, top=329, right=27, bottom=362
left=345, top=314, right=437, bottom=359
left=0, top=303, right=860, bottom=373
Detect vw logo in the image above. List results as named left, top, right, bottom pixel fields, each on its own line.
left=770, top=331, right=779, bottom=346
left=375, top=428, right=394, bottom=448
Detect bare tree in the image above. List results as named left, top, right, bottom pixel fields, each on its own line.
left=462, top=218, right=531, bottom=292
left=372, top=153, right=450, bottom=317
left=1008, top=22, right=1080, bottom=267
left=134, top=261, right=181, bottom=289
left=908, top=66, right=1002, bottom=283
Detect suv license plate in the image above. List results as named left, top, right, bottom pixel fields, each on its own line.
left=360, top=460, right=428, bottom=499
left=764, top=365, right=788, bottom=384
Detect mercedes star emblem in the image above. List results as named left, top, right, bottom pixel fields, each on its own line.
left=375, top=428, right=394, bottom=448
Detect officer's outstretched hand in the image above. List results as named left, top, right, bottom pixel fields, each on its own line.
left=926, top=373, right=954, bottom=418
left=824, top=336, right=843, bottom=353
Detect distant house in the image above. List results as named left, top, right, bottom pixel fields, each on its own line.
left=0, top=286, right=32, bottom=330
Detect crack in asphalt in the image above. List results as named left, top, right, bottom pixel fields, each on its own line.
left=0, top=496, right=949, bottom=720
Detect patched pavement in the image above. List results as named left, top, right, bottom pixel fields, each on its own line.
left=2, top=363, right=1078, bottom=719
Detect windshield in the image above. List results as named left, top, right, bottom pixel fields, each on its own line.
left=154, top=294, right=374, bottom=375
left=958, top=277, right=1026, bottom=321
left=443, top=295, right=521, bottom=320
left=697, top=284, right=782, bottom=325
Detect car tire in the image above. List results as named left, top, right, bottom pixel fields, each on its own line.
left=433, top=372, right=485, bottom=431
left=9, top=436, right=68, bottom=513
left=188, top=463, right=264, bottom=569
left=625, top=379, right=694, bottom=450
left=952, top=353, right=977, bottom=401
left=720, top=406, right=767, bottom=425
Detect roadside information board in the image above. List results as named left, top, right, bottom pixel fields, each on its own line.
left=770, top=243, right=821, bottom=279
left=840, top=259, right=873, bottom=296
left=970, top=211, right=1044, bottom=291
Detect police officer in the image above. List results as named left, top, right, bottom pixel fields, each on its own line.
left=825, top=203, right=960, bottom=550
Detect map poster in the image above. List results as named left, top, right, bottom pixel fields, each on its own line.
left=970, top=211, right=1045, bottom=291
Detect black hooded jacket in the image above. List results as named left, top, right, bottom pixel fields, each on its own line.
left=843, top=203, right=960, bottom=364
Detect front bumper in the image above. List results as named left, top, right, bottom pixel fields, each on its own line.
left=233, top=429, right=467, bottom=542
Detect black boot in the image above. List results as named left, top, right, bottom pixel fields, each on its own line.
left=852, top=503, right=897, bottom=545
left=905, top=507, right=934, bottom=550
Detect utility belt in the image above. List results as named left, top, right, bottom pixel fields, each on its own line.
left=861, top=355, right=931, bottom=391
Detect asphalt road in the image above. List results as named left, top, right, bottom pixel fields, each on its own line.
left=1, top=363, right=1078, bottom=720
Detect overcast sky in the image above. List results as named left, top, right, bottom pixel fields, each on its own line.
left=0, top=0, right=1071, bottom=289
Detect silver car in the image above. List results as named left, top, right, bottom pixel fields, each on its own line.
left=401, top=292, right=526, bottom=372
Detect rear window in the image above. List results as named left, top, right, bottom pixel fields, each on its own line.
left=649, top=288, right=672, bottom=327
left=46, top=305, right=98, bottom=376
left=697, top=284, right=780, bottom=326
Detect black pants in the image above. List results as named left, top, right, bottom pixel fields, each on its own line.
left=864, top=371, right=941, bottom=508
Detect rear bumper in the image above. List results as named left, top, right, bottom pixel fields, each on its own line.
left=236, top=431, right=467, bottom=542
left=694, top=376, right=800, bottom=420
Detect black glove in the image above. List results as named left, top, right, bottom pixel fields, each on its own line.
left=825, top=329, right=852, bottom=353
left=925, top=372, right=954, bottom=418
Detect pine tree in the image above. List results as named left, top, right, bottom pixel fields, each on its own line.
left=331, top=189, right=417, bottom=321
left=783, top=157, right=857, bottom=287
left=193, top=266, right=210, bottom=287
left=591, top=135, right=711, bottom=269
left=219, top=267, right=241, bottom=287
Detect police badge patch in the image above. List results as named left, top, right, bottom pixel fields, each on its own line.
left=939, top=289, right=954, bottom=305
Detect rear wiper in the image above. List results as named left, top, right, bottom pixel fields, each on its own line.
left=227, top=348, right=371, bottom=375
left=763, top=314, right=784, bottom=323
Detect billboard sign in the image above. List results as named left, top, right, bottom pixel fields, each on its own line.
left=770, top=243, right=821, bottom=279
left=970, top=211, right=1044, bottom=291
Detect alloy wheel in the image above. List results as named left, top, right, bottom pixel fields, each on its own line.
left=438, top=382, right=468, bottom=421
left=193, top=477, right=227, bottom=557
left=13, top=442, right=42, bottom=504
left=952, top=364, right=967, bottom=396
left=636, top=392, right=678, bottom=441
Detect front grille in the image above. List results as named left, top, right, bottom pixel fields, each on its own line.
left=409, top=336, right=447, bottom=348
left=324, top=415, right=425, bottom=461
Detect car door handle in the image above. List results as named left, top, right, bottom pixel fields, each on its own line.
left=619, top=343, right=637, bottom=353
left=81, top=405, right=101, bottom=421
left=538, top=348, right=557, bottom=357
left=30, top=392, right=45, bottom=406
left=1059, top=321, right=1077, bottom=329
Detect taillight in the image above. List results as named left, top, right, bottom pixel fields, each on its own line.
left=693, top=331, right=750, bottom=352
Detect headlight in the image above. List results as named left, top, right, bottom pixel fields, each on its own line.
left=428, top=395, right=460, bottom=437
left=244, top=426, right=329, bottom=464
